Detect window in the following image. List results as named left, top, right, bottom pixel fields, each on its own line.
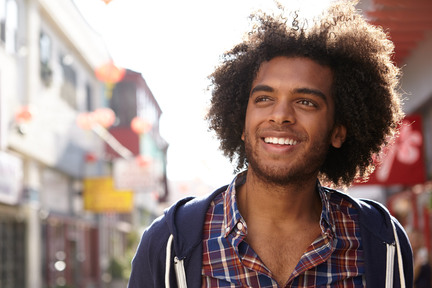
left=0, top=0, right=5, bottom=43
left=39, top=32, right=52, bottom=86
left=137, top=88, right=158, bottom=131
left=39, top=32, right=51, bottom=64
left=0, top=0, right=18, bottom=53
left=59, top=54, right=77, bottom=108
left=85, top=83, right=93, bottom=111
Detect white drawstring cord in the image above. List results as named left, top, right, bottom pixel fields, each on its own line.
left=165, top=234, right=188, bottom=287
left=165, top=234, right=174, bottom=288
left=174, top=256, right=188, bottom=288
left=385, top=242, right=395, bottom=288
left=392, top=220, right=406, bottom=287
left=386, top=220, right=406, bottom=288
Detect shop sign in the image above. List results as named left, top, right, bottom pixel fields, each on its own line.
left=83, top=177, right=133, bottom=213
left=113, top=157, right=155, bottom=191
left=0, top=151, right=23, bottom=205
left=359, top=114, right=425, bottom=186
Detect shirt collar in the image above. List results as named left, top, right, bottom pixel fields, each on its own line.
left=223, top=171, right=246, bottom=237
left=317, top=182, right=335, bottom=235
left=223, top=172, right=335, bottom=237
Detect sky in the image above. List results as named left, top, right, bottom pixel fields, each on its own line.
left=73, top=0, right=332, bottom=189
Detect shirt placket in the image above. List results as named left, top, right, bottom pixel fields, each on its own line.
left=226, top=218, right=276, bottom=283
left=285, top=189, right=336, bottom=286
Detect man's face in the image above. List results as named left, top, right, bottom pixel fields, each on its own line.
left=242, top=56, right=346, bottom=185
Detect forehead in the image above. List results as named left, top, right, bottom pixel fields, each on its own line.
left=251, top=56, right=334, bottom=101
left=254, top=56, right=333, bottom=85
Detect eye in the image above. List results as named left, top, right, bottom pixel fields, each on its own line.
left=254, top=96, right=272, bottom=103
left=298, top=99, right=317, bottom=107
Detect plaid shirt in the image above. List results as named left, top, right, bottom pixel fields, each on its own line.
left=202, top=173, right=365, bottom=287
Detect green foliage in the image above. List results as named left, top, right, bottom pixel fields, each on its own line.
left=108, top=257, right=124, bottom=280
left=108, top=231, right=140, bottom=280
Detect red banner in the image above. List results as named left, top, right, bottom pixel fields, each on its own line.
left=357, top=115, right=426, bottom=186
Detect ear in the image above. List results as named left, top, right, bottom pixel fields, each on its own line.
left=241, top=131, right=245, bottom=141
left=331, top=124, right=346, bottom=148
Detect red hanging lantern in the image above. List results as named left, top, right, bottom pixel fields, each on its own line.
left=95, top=61, right=125, bottom=99
left=85, top=152, right=97, bottom=163
left=76, top=112, right=95, bottom=130
left=151, top=191, right=159, bottom=201
left=92, top=108, right=116, bottom=128
left=136, top=155, right=152, bottom=167
left=15, top=106, right=32, bottom=123
left=95, top=61, right=125, bottom=83
left=130, top=117, right=152, bottom=134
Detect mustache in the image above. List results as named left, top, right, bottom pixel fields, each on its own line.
left=253, top=125, right=307, bottom=142
left=258, top=124, right=301, bottom=134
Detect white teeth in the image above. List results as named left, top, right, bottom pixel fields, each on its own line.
left=264, top=137, right=297, bottom=145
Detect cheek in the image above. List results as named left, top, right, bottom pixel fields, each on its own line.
left=303, top=115, right=334, bottom=140
left=244, top=105, right=267, bottom=129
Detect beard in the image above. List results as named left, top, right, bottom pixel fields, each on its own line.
left=243, top=130, right=333, bottom=186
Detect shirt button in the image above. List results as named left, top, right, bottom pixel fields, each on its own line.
left=237, top=222, right=243, bottom=230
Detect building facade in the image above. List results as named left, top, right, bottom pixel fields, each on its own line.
left=0, top=0, right=167, bottom=287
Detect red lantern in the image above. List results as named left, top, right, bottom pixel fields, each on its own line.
left=15, top=106, right=32, bottom=123
left=85, top=152, right=97, bottom=163
left=95, top=61, right=125, bottom=83
left=136, top=155, right=152, bottom=167
left=151, top=191, right=159, bottom=201
left=130, top=117, right=152, bottom=134
left=92, top=108, right=116, bottom=128
left=76, top=112, right=95, bottom=130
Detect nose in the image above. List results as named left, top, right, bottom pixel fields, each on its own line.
left=269, top=100, right=295, bottom=125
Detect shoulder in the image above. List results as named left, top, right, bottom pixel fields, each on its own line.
left=144, top=185, right=228, bottom=257
left=128, top=186, right=228, bottom=287
left=323, top=187, right=389, bottom=219
left=321, top=186, right=399, bottom=242
left=321, top=186, right=413, bottom=287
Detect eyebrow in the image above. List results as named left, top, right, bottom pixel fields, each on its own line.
left=250, top=84, right=274, bottom=95
left=250, top=84, right=328, bottom=102
left=295, top=87, right=328, bottom=102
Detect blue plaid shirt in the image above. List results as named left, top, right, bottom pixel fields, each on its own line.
left=202, top=173, right=365, bottom=287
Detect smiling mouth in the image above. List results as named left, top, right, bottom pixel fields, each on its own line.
left=264, top=137, right=298, bottom=145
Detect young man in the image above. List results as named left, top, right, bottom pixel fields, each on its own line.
left=128, top=1, right=413, bottom=287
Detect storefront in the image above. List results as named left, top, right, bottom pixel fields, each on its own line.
left=0, top=204, right=26, bottom=288
left=42, top=214, right=100, bottom=288
left=0, top=151, right=26, bottom=287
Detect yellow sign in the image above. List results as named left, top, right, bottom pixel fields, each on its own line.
left=84, top=178, right=133, bottom=213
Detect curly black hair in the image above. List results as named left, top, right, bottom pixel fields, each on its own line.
left=206, top=1, right=404, bottom=187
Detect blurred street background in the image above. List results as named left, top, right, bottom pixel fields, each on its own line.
left=0, top=0, right=431, bottom=287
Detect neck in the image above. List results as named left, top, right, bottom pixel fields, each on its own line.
left=237, top=169, right=321, bottom=225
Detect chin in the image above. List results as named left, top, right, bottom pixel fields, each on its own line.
left=250, top=162, right=319, bottom=186
left=252, top=165, right=295, bottom=185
